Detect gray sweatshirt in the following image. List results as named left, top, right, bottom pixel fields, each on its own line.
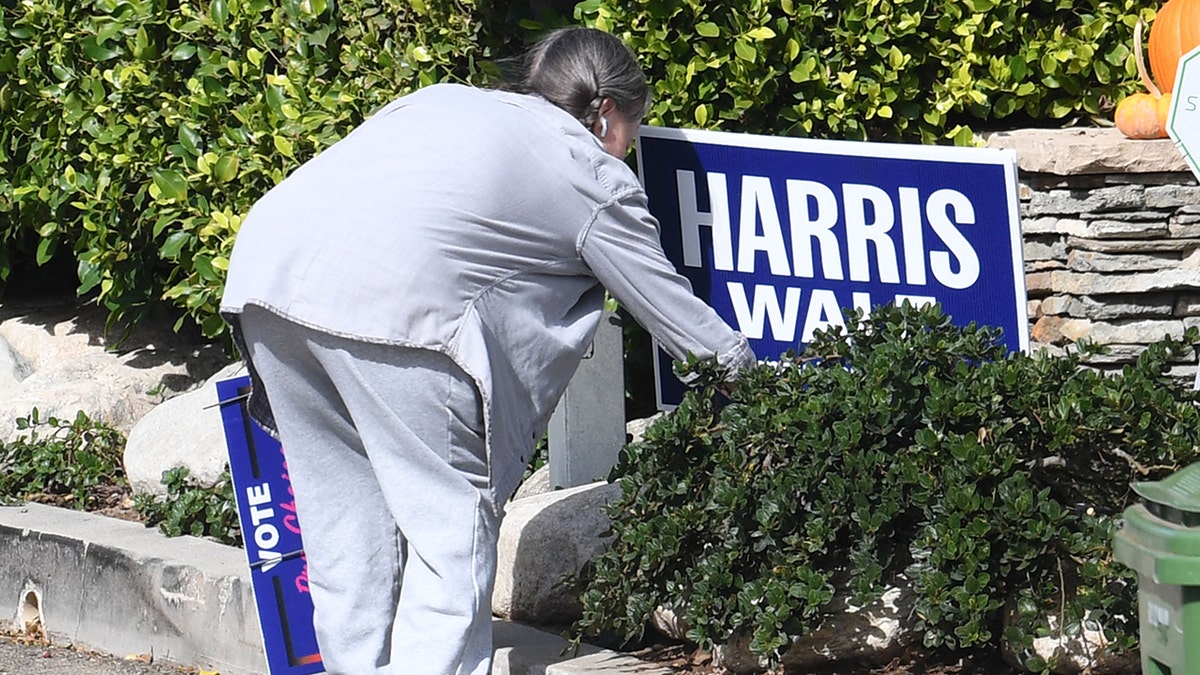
left=221, top=83, right=754, bottom=502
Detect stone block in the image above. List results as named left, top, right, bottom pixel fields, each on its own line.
left=1073, top=294, right=1174, bottom=320
left=1024, top=271, right=1054, bottom=295
left=1031, top=316, right=1093, bottom=344
left=982, top=128, right=1188, bottom=175
left=1145, top=184, right=1200, bottom=208
left=1083, top=319, right=1185, bottom=345
left=1026, top=191, right=1091, bottom=217
left=653, top=585, right=918, bottom=675
left=1068, top=236, right=1200, bottom=253
left=1022, top=270, right=1051, bottom=294
left=1171, top=221, right=1200, bottom=237
left=1077, top=343, right=1158, bottom=364
left=1050, top=269, right=1200, bottom=295
left=1027, top=260, right=1063, bottom=273
left=1083, top=185, right=1145, bottom=213
left=1024, top=239, right=1067, bottom=262
left=1038, top=296, right=1078, bottom=316
left=1080, top=209, right=1170, bottom=222
left=1081, top=219, right=1168, bottom=239
left=493, top=481, right=621, bottom=624
left=1020, top=217, right=1060, bottom=235
left=1067, top=250, right=1179, bottom=273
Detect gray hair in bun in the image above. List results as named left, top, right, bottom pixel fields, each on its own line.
left=514, top=27, right=652, bottom=128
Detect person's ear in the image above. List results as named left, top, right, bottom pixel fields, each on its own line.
left=593, top=97, right=618, bottom=137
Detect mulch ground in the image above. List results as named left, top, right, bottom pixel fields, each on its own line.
left=628, top=640, right=1142, bottom=674
left=21, top=484, right=144, bottom=523
left=631, top=642, right=1020, bottom=674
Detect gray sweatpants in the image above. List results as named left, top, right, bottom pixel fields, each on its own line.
left=239, top=305, right=498, bottom=675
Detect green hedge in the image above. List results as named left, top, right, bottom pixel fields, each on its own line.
left=575, top=303, right=1200, bottom=670
left=0, top=0, right=1154, bottom=338
left=0, top=0, right=511, bottom=337
left=577, top=0, right=1151, bottom=144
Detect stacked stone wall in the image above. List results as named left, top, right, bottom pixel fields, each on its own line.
left=985, top=128, right=1200, bottom=379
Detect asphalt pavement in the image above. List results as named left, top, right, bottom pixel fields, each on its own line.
left=0, top=631, right=189, bottom=675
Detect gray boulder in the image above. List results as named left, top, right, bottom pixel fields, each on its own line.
left=124, top=362, right=247, bottom=496
left=0, top=301, right=229, bottom=442
left=493, top=479, right=621, bottom=624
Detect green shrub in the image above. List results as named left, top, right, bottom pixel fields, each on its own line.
left=0, top=409, right=127, bottom=510
left=0, top=0, right=514, bottom=338
left=577, top=0, right=1149, bottom=144
left=575, top=303, right=1200, bottom=670
left=135, top=465, right=242, bottom=546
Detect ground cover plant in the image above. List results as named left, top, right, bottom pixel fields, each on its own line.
left=0, top=406, right=241, bottom=545
left=134, top=465, right=242, bottom=546
left=0, top=409, right=126, bottom=511
left=575, top=303, right=1200, bottom=672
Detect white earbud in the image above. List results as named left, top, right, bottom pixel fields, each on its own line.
left=599, top=117, right=609, bottom=139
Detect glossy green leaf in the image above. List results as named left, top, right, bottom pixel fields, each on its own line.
left=273, top=135, right=295, bottom=158
left=36, top=236, right=57, bottom=265
left=80, top=37, right=120, bottom=61
left=733, top=40, right=756, bottom=63
left=160, top=231, right=191, bottom=259
left=151, top=169, right=188, bottom=201
left=213, top=155, right=239, bottom=183
left=178, top=125, right=203, bottom=156
left=210, top=0, right=229, bottom=27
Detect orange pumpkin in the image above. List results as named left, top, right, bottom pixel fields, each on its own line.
left=1115, top=18, right=1172, bottom=139
left=1148, top=0, right=1200, bottom=93
left=1115, top=91, right=1172, bottom=139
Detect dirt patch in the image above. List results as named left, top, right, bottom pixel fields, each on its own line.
left=629, top=640, right=1140, bottom=674
left=21, top=484, right=145, bottom=524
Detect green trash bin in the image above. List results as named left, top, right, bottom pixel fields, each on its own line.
left=1113, top=462, right=1200, bottom=675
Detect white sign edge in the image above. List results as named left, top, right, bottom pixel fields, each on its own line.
left=1166, top=44, right=1200, bottom=183
left=637, top=124, right=1019, bottom=166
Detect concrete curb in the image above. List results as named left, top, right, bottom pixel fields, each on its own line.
left=0, top=504, right=670, bottom=674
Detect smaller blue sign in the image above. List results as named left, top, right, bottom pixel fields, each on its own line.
left=217, top=377, right=323, bottom=675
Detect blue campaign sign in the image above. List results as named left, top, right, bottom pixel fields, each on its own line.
left=217, top=377, right=323, bottom=675
left=636, top=126, right=1027, bottom=408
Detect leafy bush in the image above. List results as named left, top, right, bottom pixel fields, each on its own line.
left=0, top=409, right=127, bottom=510
left=575, top=303, right=1200, bottom=670
left=0, top=0, right=514, bottom=337
left=2, top=0, right=1157, bottom=341
left=577, top=0, right=1149, bottom=144
left=135, top=465, right=242, bottom=546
